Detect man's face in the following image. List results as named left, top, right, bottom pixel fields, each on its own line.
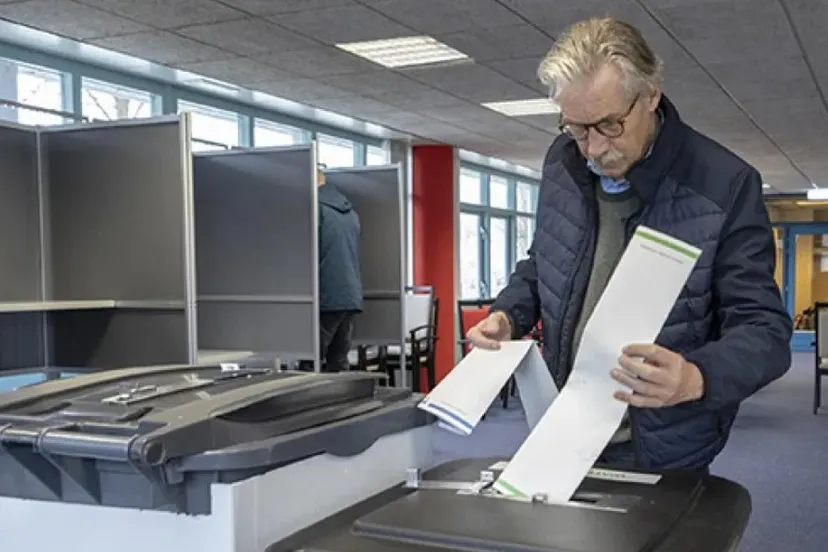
left=557, top=64, right=661, bottom=180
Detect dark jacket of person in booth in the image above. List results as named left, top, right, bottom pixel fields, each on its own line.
left=317, top=168, right=363, bottom=372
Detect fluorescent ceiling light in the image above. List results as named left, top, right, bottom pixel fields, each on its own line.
left=762, top=182, right=771, bottom=189
left=482, top=98, right=561, bottom=117
left=336, top=36, right=469, bottom=69
left=807, top=188, right=828, bottom=201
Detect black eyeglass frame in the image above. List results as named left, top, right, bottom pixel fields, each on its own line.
left=558, top=93, right=641, bottom=140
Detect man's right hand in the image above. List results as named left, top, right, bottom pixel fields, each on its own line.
left=466, top=311, right=512, bottom=350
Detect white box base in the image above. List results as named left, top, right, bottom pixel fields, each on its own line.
left=0, top=424, right=434, bottom=552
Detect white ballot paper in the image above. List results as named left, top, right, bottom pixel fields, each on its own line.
left=418, top=340, right=557, bottom=435
left=492, top=226, right=701, bottom=502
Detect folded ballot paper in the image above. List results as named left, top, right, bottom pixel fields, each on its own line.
left=418, top=339, right=557, bottom=435
left=419, top=226, right=701, bottom=504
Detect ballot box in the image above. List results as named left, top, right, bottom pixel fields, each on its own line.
left=264, top=457, right=751, bottom=552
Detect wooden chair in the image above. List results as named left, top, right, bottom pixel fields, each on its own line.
left=383, top=286, right=439, bottom=392
left=351, top=286, right=439, bottom=392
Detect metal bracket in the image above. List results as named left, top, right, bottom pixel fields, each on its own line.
left=404, top=468, right=497, bottom=495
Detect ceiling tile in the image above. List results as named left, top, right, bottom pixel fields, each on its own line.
left=521, top=114, right=558, bottom=133
left=367, top=111, right=441, bottom=128
left=217, top=0, right=356, bottom=16
left=176, top=18, right=319, bottom=56
left=500, top=0, right=642, bottom=34
left=257, top=47, right=377, bottom=78
left=90, top=31, right=235, bottom=65
left=368, top=0, right=525, bottom=35
left=0, top=0, right=149, bottom=40
left=483, top=56, right=545, bottom=91
left=268, top=4, right=414, bottom=45
left=252, top=78, right=352, bottom=102
left=77, top=0, right=243, bottom=29
left=306, top=96, right=397, bottom=118
left=436, top=24, right=551, bottom=63
left=177, top=58, right=295, bottom=85
left=405, top=63, right=538, bottom=102
left=325, top=70, right=418, bottom=96
left=706, top=57, right=820, bottom=102
left=785, top=0, right=828, bottom=78
left=368, top=87, right=470, bottom=110
left=654, top=0, right=800, bottom=64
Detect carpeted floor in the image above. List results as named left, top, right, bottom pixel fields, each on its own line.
left=432, top=352, right=826, bottom=552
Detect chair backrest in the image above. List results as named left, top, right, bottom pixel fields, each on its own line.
left=405, top=293, right=433, bottom=334
left=817, top=303, right=828, bottom=357
left=404, top=285, right=435, bottom=336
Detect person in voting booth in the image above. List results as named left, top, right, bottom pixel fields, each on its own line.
left=316, top=165, right=364, bottom=373
left=466, top=17, right=792, bottom=470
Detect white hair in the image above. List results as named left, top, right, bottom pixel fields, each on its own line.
left=538, top=17, right=664, bottom=101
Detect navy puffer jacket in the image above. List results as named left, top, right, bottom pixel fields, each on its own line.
left=491, top=95, right=792, bottom=470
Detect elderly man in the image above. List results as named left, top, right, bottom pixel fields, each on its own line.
left=467, top=17, right=792, bottom=470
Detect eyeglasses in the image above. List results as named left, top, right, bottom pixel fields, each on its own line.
left=558, top=94, right=640, bottom=141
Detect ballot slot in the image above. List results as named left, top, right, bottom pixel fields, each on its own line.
left=404, top=466, right=642, bottom=514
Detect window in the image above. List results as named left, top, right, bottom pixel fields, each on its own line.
left=254, top=118, right=305, bottom=147
left=459, top=212, right=482, bottom=299
left=366, top=144, right=389, bottom=165
left=0, top=58, right=67, bottom=125
left=516, top=216, right=534, bottom=262
left=458, top=165, right=540, bottom=298
left=81, top=78, right=158, bottom=121
left=459, top=169, right=483, bottom=205
left=178, top=100, right=240, bottom=151
left=318, top=133, right=356, bottom=167
left=489, top=216, right=509, bottom=297
left=489, top=175, right=510, bottom=210
left=516, top=181, right=537, bottom=214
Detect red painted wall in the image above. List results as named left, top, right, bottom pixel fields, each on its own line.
left=411, top=145, right=456, bottom=384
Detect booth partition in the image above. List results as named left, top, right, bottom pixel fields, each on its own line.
left=193, top=146, right=320, bottom=370
left=0, top=115, right=408, bottom=389
left=0, top=116, right=195, bottom=383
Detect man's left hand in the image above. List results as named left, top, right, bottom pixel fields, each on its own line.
left=610, top=343, right=704, bottom=408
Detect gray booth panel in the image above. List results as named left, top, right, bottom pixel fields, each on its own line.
left=325, top=166, right=403, bottom=345
left=194, top=147, right=315, bottom=297
left=42, top=119, right=189, bottom=302
left=49, top=309, right=190, bottom=368
left=197, top=302, right=315, bottom=360
left=194, top=146, right=317, bottom=360
left=0, top=312, right=45, bottom=370
left=0, top=124, right=41, bottom=302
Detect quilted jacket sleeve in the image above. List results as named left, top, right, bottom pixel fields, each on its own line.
left=684, top=167, right=792, bottom=410
left=490, top=252, right=541, bottom=339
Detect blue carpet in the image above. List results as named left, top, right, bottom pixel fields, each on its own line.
left=432, top=353, right=824, bottom=552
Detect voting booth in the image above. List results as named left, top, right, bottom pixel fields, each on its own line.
left=0, top=117, right=195, bottom=384
left=323, top=166, right=406, bottom=349
left=193, top=146, right=320, bottom=370
left=266, top=227, right=753, bottom=552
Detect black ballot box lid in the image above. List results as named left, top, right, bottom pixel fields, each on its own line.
left=265, top=457, right=751, bottom=552
left=0, top=363, right=428, bottom=515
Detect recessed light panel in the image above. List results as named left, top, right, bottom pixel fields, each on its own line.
left=336, top=36, right=469, bottom=69
left=481, top=98, right=561, bottom=117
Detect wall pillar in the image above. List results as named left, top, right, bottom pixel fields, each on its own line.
left=411, top=145, right=456, bottom=384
